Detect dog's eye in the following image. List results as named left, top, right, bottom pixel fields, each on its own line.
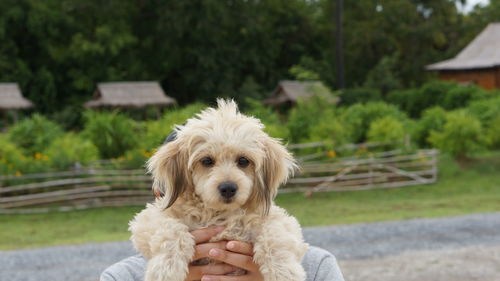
left=201, top=157, right=214, bottom=167
left=237, top=157, right=250, bottom=168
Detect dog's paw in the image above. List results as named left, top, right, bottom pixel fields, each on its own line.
left=145, top=253, right=190, bottom=281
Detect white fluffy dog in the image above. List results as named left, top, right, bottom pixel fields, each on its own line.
left=129, top=99, right=308, bottom=281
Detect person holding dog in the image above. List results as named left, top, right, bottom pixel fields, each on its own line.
left=100, top=226, right=345, bottom=281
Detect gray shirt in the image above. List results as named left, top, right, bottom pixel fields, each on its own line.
left=100, top=246, right=345, bottom=281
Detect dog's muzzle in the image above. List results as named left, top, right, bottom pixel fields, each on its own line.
left=218, top=182, right=238, bottom=201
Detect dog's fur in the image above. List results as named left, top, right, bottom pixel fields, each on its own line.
left=129, top=99, right=308, bottom=281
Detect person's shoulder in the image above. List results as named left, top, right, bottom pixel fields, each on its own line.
left=302, top=246, right=345, bottom=281
left=100, top=255, right=147, bottom=281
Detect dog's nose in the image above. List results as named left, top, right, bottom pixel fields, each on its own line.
left=218, top=182, right=238, bottom=199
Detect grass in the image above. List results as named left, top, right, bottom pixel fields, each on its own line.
left=1, top=154, right=499, bottom=250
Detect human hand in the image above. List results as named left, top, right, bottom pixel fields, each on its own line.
left=185, top=226, right=238, bottom=281
left=201, top=240, right=264, bottom=281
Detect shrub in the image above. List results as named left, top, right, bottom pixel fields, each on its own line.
left=412, top=81, right=456, bottom=116
left=339, top=88, right=382, bottom=106
left=467, top=96, right=500, bottom=124
left=442, top=85, right=490, bottom=110
left=413, top=107, right=448, bottom=147
left=287, top=94, right=338, bottom=143
left=340, top=102, right=408, bottom=143
left=428, top=110, right=485, bottom=159
left=367, top=116, right=406, bottom=144
left=308, top=117, right=350, bottom=146
left=43, top=133, right=99, bottom=170
left=363, top=55, right=402, bottom=94
left=0, top=135, right=27, bottom=176
left=140, top=103, right=206, bottom=150
left=82, top=111, right=141, bottom=159
left=243, top=99, right=289, bottom=140
left=387, top=81, right=457, bottom=118
left=8, top=114, right=64, bottom=155
left=385, top=88, right=417, bottom=114
left=486, top=115, right=500, bottom=149
left=118, top=148, right=155, bottom=169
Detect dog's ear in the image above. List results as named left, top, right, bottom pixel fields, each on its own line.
left=147, top=140, right=189, bottom=208
left=256, top=137, right=297, bottom=215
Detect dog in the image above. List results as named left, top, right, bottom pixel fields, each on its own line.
left=129, top=99, right=308, bottom=281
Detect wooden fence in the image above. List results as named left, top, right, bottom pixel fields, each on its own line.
left=0, top=142, right=439, bottom=214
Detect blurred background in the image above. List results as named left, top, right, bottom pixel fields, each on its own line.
left=0, top=0, right=499, bottom=281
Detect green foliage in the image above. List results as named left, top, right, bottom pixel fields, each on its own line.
left=8, top=114, right=64, bottom=155
left=407, top=81, right=457, bottom=118
left=467, top=96, right=500, bottom=124
left=442, top=85, right=491, bottom=110
left=0, top=0, right=482, bottom=113
left=0, top=135, right=27, bottom=176
left=413, top=107, right=448, bottom=147
left=140, top=103, right=206, bottom=150
left=118, top=148, right=154, bottom=169
left=363, top=54, right=402, bottom=94
left=287, top=94, right=338, bottom=142
left=82, top=111, right=140, bottom=159
left=43, top=133, right=99, bottom=170
left=308, top=117, right=350, bottom=146
left=367, top=116, right=406, bottom=144
left=485, top=115, right=500, bottom=149
left=339, top=88, right=382, bottom=106
left=340, top=102, right=408, bottom=143
left=289, top=65, right=320, bottom=81
left=428, top=110, right=485, bottom=159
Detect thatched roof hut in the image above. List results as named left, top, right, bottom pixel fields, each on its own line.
left=426, top=23, right=500, bottom=90
left=0, top=83, right=34, bottom=110
left=264, top=80, right=338, bottom=106
left=84, top=82, right=177, bottom=109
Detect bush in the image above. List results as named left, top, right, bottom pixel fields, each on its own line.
left=83, top=111, right=141, bottom=159
left=339, top=88, right=382, bottom=106
left=308, top=117, right=350, bottom=146
left=0, top=135, right=27, bottom=176
left=43, top=133, right=99, bottom=170
left=442, top=85, right=490, bottom=110
left=386, top=81, right=458, bottom=118
left=340, top=102, right=408, bottom=143
left=467, top=96, right=500, bottom=124
left=428, top=110, right=485, bottom=159
left=413, top=107, right=447, bottom=147
left=413, top=81, right=456, bottom=116
left=118, top=148, right=155, bottom=169
left=140, top=103, right=206, bottom=150
left=486, top=115, right=500, bottom=149
left=367, top=116, right=406, bottom=144
left=287, top=94, right=338, bottom=143
left=243, top=99, right=289, bottom=140
left=8, top=114, right=64, bottom=155
left=385, top=88, right=417, bottom=114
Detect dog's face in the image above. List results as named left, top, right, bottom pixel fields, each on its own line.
left=147, top=99, right=296, bottom=214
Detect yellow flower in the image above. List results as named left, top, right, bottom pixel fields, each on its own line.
left=327, top=150, right=337, bottom=158
left=15, top=171, right=22, bottom=177
left=34, top=152, right=43, bottom=159
left=42, top=156, right=49, bottom=161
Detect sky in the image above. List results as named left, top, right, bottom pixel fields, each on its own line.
left=459, top=0, right=490, bottom=13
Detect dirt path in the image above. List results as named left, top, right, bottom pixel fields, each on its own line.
left=1, top=212, right=499, bottom=281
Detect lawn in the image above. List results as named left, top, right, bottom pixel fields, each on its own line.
left=1, top=154, right=499, bottom=250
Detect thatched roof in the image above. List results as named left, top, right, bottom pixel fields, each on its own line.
left=0, top=83, right=34, bottom=110
left=84, top=82, right=177, bottom=109
left=264, top=80, right=338, bottom=105
left=427, top=23, right=500, bottom=71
